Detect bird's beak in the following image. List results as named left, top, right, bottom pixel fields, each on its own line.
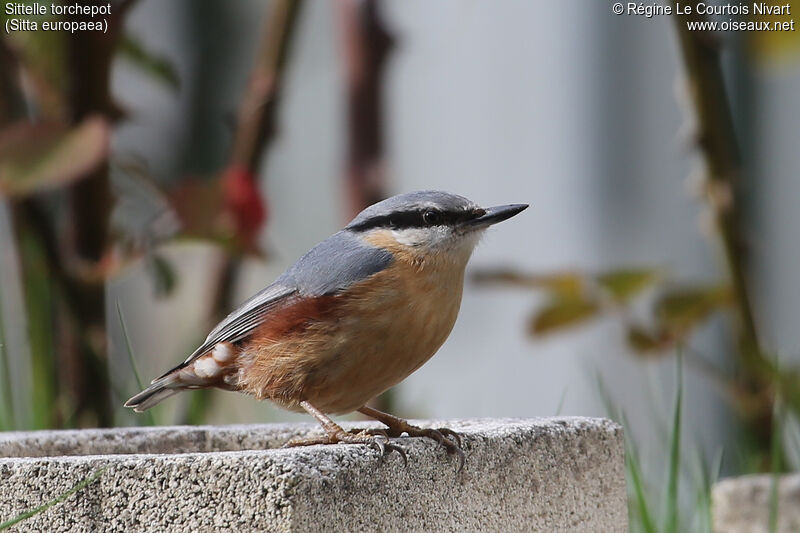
left=468, top=203, right=529, bottom=228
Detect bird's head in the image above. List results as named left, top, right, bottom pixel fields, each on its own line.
left=345, top=191, right=528, bottom=265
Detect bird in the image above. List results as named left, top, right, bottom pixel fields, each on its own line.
left=126, top=190, right=527, bottom=465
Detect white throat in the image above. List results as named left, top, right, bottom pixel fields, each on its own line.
left=389, top=227, right=483, bottom=265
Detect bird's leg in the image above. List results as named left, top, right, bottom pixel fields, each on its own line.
left=357, top=405, right=465, bottom=470
left=283, top=401, right=407, bottom=464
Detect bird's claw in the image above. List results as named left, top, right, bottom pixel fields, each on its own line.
left=419, top=428, right=464, bottom=471
left=380, top=422, right=465, bottom=471
left=437, top=427, right=462, bottom=448
left=284, top=430, right=407, bottom=466
left=368, top=434, right=408, bottom=466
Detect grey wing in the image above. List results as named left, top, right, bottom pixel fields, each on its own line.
left=168, top=230, right=392, bottom=377
left=180, top=283, right=296, bottom=365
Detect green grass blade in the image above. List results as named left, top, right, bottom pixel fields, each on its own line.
left=0, top=468, right=106, bottom=530
left=785, top=412, right=800, bottom=470
left=0, top=285, right=14, bottom=430
left=624, top=422, right=658, bottom=533
left=116, top=301, right=157, bottom=426
left=689, top=448, right=709, bottom=533
left=554, top=387, right=568, bottom=416
left=644, top=369, right=670, bottom=446
left=691, top=445, right=723, bottom=533
left=663, top=354, right=683, bottom=533
left=19, top=231, right=56, bottom=429
left=707, top=449, right=723, bottom=533
left=594, top=370, right=621, bottom=421
left=594, top=372, right=657, bottom=533
left=768, top=394, right=784, bottom=533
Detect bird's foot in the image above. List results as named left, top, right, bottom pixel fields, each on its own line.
left=357, top=406, right=466, bottom=470
left=376, top=419, right=464, bottom=471
left=283, top=429, right=407, bottom=465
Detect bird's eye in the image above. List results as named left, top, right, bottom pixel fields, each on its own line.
left=422, top=210, right=442, bottom=226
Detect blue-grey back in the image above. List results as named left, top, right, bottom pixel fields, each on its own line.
left=277, top=230, right=393, bottom=296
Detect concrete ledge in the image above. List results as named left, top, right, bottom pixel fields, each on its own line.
left=713, top=473, right=800, bottom=533
left=0, top=417, right=625, bottom=532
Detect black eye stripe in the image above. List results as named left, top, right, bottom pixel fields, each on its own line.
left=348, top=208, right=483, bottom=232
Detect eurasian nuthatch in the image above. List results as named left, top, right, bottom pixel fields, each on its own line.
left=126, top=191, right=527, bottom=464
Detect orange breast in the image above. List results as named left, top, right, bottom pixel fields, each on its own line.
left=237, top=238, right=466, bottom=414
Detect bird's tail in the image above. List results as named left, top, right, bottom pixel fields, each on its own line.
left=125, top=345, right=238, bottom=412
left=124, top=373, right=184, bottom=412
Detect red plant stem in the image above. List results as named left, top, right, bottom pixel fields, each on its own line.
left=230, top=0, right=303, bottom=172
left=335, top=0, right=393, bottom=218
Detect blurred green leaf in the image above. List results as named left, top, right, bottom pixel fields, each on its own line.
left=749, top=0, right=800, bottom=62
left=0, top=116, right=109, bottom=197
left=147, top=253, right=177, bottom=297
left=596, top=268, right=661, bottom=303
left=472, top=269, right=584, bottom=297
left=0, top=20, right=69, bottom=109
left=118, top=35, right=180, bottom=91
left=533, top=272, right=584, bottom=297
left=626, top=326, right=672, bottom=355
left=655, top=285, right=733, bottom=335
left=18, top=228, right=55, bottom=429
left=530, top=296, right=600, bottom=335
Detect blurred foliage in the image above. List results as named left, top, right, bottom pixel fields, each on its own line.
left=0, top=116, right=109, bottom=196
left=0, top=0, right=301, bottom=431
left=17, top=226, right=57, bottom=429
left=475, top=267, right=735, bottom=356
left=476, top=259, right=800, bottom=471
left=117, top=34, right=180, bottom=91
left=610, top=362, right=800, bottom=533
left=749, top=0, right=800, bottom=61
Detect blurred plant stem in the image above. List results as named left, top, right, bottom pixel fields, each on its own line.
left=211, top=0, right=306, bottom=325
left=335, top=0, right=393, bottom=217
left=672, top=7, right=759, bottom=360
left=181, top=0, right=305, bottom=425
left=0, top=270, right=14, bottom=429
left=672, top=6, right=776, bottom=455
left=334, top=0, right=393, bottom=413
left=15, top=220, right=57, bottom=428
left=229, top=0, right=303, bottom=173
left=210, top=0, right=306, bottom=329
left=2, top=2, right=138, bottom=427
left=0, top=39, right=24, bottom=124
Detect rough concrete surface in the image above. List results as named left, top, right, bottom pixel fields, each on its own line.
left=0, top=417, right=625, bottom=532
left=713, top=473, right=800, bottom=533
